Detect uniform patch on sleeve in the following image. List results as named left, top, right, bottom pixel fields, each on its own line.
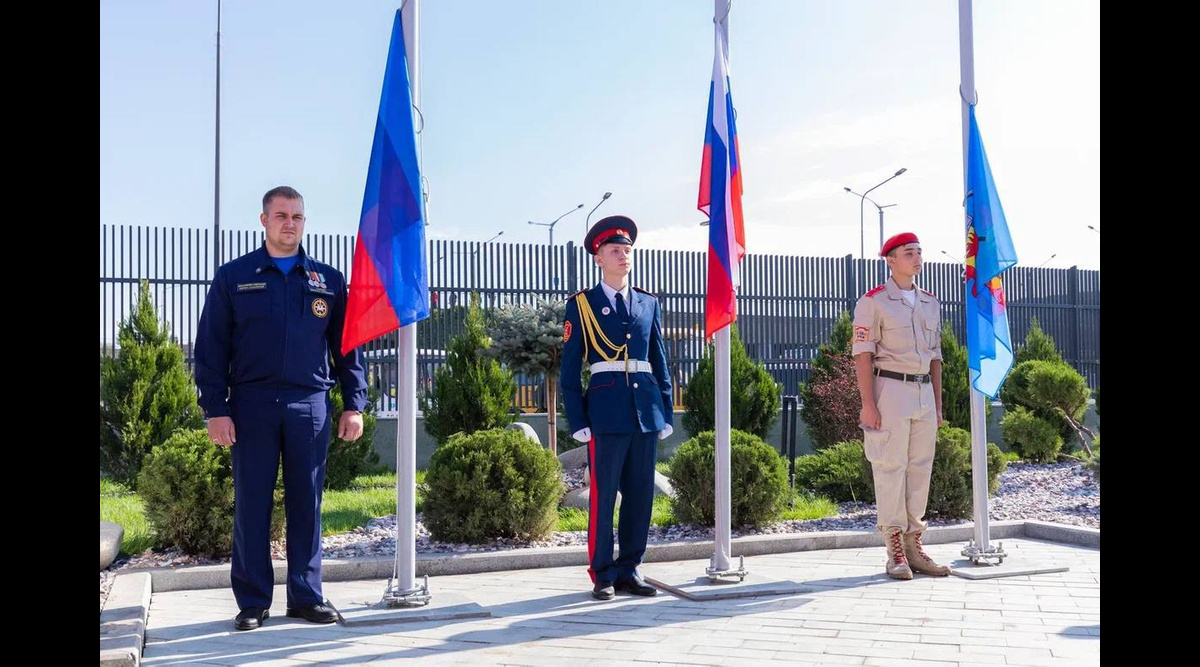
left=854, top=325, right=870, bottom=342
left=563, top=320, right=572, bottom=343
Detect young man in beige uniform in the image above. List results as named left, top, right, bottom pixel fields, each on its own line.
left=852, top=232, right=952, bottom=580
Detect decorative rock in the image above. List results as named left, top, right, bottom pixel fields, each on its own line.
left=506, top=422, right=541, bottom=445
left=101, top=522, right=124, bottom=571
left=557, top=444, right=589, bottom=470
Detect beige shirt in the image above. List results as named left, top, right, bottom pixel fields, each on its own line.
left=852, top=278, right=942, bottom=374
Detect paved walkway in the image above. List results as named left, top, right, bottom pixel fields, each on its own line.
left=143, top=537, right=1099, bottom=666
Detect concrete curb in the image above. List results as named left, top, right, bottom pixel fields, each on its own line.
left=138, top=519, right=1055, bottom=592
left=100, top=572, right=151, bottom=667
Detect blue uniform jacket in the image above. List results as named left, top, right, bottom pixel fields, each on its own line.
left=194, top=245, right=368, bottom=418
left=560, top=284, right=673, bottom=435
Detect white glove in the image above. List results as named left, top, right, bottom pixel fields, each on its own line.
left=572, top=428, right=592, bottom=443
left=659, top=424, right=673, bottom=441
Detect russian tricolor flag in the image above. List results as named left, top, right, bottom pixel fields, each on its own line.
left=342, top=10, right=430, bottom=355
left=698, top=21, right=746, bottom=340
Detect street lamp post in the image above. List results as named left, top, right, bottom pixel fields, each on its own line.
left=845, top=167, right=907, bottom=259
left=528, top=203, right=584, bottom=246
left=585, top=192, right=613, bottom=234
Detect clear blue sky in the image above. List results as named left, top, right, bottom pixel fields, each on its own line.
left=100, top=1, right=1099, bottom=269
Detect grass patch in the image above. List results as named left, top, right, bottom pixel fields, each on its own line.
left=99, top=471, right=422, bottom=551
left=780, top=492, right=839, bottom=521
left=99, top=492, right=154, bottom=555
left=320, top=486, right=398, bottom=536
left=555, top=495, right=676, bottom=532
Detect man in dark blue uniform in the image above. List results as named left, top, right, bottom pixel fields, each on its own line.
left=561, top=215, right=674, bottom=600
left=195, top=186, right=368, bottom=631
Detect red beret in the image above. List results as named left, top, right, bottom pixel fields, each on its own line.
left=880, top=232, right=920, bottom=257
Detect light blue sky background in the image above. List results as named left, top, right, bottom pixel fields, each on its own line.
left=100, top=1, right=1099, bottom=268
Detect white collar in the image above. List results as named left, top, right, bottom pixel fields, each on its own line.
left=599, top=281, right=630, bottom=309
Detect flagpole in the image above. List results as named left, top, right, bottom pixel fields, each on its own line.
left=704, top=0, right=744, bottom=582
left=387, top=0, right=429, bottom=605
left=712, top=326, right=732, bottom=573
left=958, top=0, right=1000, bottom=565
left=213, top=0, right=221, bottom=272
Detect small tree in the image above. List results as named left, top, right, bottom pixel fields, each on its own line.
left=938, top=323, right=991, bottom=431
left=1024, top=360, right=1094, bottom=456
left=421, top=429, right=561, bottom=543
left=100, top=280, right=204, bottom=487
left=487, top=297, right=566, bottom=453
left=793, top=440, right=875, bottom=503
left=683, top=325, right=780, bottom=440
left=139, top=429, right=285, bottom=557
left=668, top=430, right=790, bottom=528
left=799, top=313, right=862, bottom=449
left=1001, top=359, right=1093, bottom=457
left=138, top=429, right=234, bottom=556
left=1001, top=406, right=1064, bottom=462
left=811, top=311, right=854, bottom=377
left=1015, top=316, right=1063, bottom=365
left=420, top=295, right=516, bottom=445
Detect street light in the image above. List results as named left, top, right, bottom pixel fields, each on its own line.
left=1037, top=253, right=1057, bottom=268
left=471, top=231, right=504, bottom=257
left=1087, top=225, right=1100, bottom=235
left=528, top=203, right=584, bottom=246
left=585, top=192, right=613, bottom=234
left=846, top=167, right=907, bottom=259
left=845, top=186, right=898, bottom=255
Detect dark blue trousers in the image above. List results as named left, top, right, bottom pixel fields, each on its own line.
left=229, top=389, right=330, bottom=610
left=586, top=430, right=658, bottom=585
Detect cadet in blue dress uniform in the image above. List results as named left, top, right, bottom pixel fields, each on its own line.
left=194, top=186, right=369, bottom=630
left=560, top=215, right=674, bottom=600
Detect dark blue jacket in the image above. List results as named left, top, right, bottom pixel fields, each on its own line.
left=560, top=284, right=673, bottom=435
left=194, top=245, right=368, bottom=418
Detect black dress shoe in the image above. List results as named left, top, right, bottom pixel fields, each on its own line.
left=234, top=607, right=269, bottom=631
left=615, top=576, right=658, bottom=596
left=592, top=583, right=616, bottom=600
left=286, top=601, right=338, bottom=624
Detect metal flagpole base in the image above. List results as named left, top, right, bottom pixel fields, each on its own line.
left=705, top=554, right=749, bottom=582
left=382, top=574, right=432, bottom=607
left=961, top=540, right=1007, bottom=565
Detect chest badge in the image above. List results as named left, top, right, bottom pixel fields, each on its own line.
left=311, top=298, right=329, bottom=318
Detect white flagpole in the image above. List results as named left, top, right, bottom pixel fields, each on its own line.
left=388, top=0, right=427, bottom=604
left=706, top=0, right=742, bottom=581
left=958, top=0, right=999, bottom=565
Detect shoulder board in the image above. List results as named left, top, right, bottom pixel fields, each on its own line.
left=864, top=285, right=886, bottom=298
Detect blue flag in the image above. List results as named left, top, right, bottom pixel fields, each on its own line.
left=963, top=106, right=1018, bottom=399
left=343, top=9, right=429, bottom=354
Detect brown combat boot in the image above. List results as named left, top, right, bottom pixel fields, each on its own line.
left=903, top=530, right=951, bottom=576
left=883, top=528, right=913, bottom=580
